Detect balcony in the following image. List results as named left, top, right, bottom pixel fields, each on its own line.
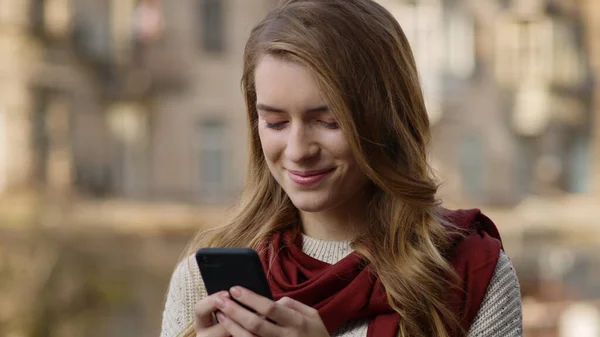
left=140, top=39, right=192, bottom=91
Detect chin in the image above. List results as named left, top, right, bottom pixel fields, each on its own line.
left=288, top=194, right=330, bottom=213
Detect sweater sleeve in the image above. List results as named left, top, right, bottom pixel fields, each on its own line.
left=467, top=250, right=523, bottom=337
left=160, top=255, right=207, bottom=337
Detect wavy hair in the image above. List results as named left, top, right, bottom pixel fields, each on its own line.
left=180, top=0, right=462, bottom=336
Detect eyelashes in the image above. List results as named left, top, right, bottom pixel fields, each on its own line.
left=264, top=121, right=339, bottom=130
left=265, top=121, right=287, bottom=130
left=319, top=121, right=339, bottom=129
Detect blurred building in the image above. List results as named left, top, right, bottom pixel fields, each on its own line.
left=1, top=0, right=600, bottom=337
left=0, top=0, right=41, bottom=194
left=3, top=0, right=600, bottom=299
left=3, top=0, right=598, bottom=207
left=582, top=0, right=600, bottom=194
left=385, top=0, right=595, bottom=206
left=0, top=0, right=280, bottom=203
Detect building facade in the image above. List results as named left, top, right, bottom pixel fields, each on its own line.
left=4, top=0, right=597, bottom=208
left=581, top=0, right=600, bottom=194
left=0, top=0, right=278, bottom=203
left=0, top=0, right=41, bottom=194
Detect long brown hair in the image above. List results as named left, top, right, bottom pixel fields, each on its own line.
left=182, top=0, right=462, bottom=336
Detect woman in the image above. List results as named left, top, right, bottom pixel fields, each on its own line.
left=161, top=0, right=522, bottom=336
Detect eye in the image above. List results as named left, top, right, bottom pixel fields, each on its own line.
left=318, top=120, right=339, bottom=129
left=265, top=121, right=288, bottom=130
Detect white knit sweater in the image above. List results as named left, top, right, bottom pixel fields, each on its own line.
left=160, top=235, right=523, bottom=337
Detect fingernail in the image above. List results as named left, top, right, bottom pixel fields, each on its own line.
left=215, top=296, right=225, bottom=309
left=216, top=311, right=225, bottom=323
left=219, top=291, right=230, bottom=299
left=230, top=286, right=242, bottom=298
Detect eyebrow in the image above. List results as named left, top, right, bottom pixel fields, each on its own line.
left=256, top=103, right=329, bottom=114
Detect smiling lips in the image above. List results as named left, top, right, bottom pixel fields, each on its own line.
left=287, top=168, right=334, bottom=186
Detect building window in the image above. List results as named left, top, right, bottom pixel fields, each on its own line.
left=495, top=17, right=556, bottom=86
left=460, top=132, right=485, bottom=200
left=198, top=120, right=227, bottom=197
left=32, top=89, right=51, bottom=184
left=0, top=105, right=7, bottom=193
left=29, top=0, right=46, bottom=35
left=385, top=1, right=444, bottom=123
left=72, top=2, right=112, bottom=63
left=550, top=21, right=586, bottom=87
left=444, top=7, right=475, bottom=79
left=496, top=14, right=586, bottom=88
left=199, top=0, right=224, bottom=52
left=514, top=136, right=536, bottom=198
left=106, top=102, right=149, bottom=198
left=565, top=133, right=590, bottom=193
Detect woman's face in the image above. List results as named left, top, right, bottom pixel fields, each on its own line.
left=254, top=55, right=369, bottom=213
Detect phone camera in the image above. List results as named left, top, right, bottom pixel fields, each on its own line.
left=201, top=256, right=209, bottom=264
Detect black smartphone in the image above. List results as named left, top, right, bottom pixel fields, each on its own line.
left=195, top=248, right=273, bottom=301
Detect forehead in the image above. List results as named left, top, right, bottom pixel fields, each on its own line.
left=254, top=55, right=325, bottom=105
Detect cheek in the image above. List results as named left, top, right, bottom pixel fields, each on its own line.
left=326, top=135, right=354, bottom=163
left=258, top=129, right=281, bottom=163
left=328, top=139, right=365, bottom=180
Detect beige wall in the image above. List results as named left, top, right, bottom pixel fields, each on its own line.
left=0, top=0, right=40, bottom=194
left=2, top=0, right=597, bottom=204
left=146, top=0, right=596, bottom=205
left=149, top=0, right=275, bottom=201
left=582, top=0, right=600, bottom=195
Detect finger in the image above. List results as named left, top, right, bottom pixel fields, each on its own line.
left=230, top=287, right=304, bottom=327
left=216, top=296, right=280, bottom=337
left=216, top=311, right=257, bottom=337
left=194, top=292, right=231, bottom=329
left=195, top=321, right=229, bottom=337
left=277, top=296, right=320, bottom=318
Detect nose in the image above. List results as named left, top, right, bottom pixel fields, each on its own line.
left=285, top=123, right=319, bottom=163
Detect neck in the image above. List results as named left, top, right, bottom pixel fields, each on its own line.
left=299, top=202, right=366, bottom=242
left=297, top=186, right=372, bottom=241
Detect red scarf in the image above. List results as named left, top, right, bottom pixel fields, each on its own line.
left=259, top=208, right=502, bottom=336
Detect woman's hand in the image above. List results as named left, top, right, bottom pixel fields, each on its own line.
left=194, top=291, right=232, bottom=337
left=214, top=286, right=330, bottom=337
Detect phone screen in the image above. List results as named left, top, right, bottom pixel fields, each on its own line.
left=195, top=248, right=273, bottom=300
